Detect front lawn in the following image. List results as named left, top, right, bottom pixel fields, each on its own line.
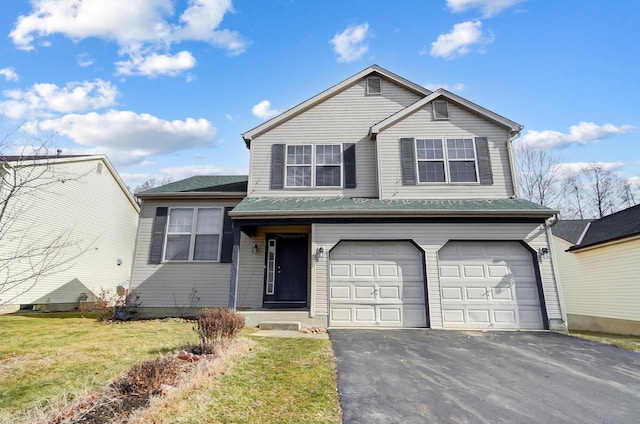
left=0, top=312, right=198, bottom=417
left=0, top=313, right=342, bottom=423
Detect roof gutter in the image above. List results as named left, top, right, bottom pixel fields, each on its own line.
left=137, top=192, right=247, bottom=200
left=229, top=208, right=556, bottom=219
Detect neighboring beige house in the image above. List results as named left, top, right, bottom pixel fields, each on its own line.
left=131, top=65, right=567, bottom=331
left=552, top=205, right=640, bottom=335
left=0, top=155, right=140, bottom=312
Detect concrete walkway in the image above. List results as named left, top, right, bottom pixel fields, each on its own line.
left=250, top=330, right=329, bottom=339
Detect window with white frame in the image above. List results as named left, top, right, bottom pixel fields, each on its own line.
left=415, top=138, right=478, bottom=183
left=164, top=207, right=222, bottom=261
left=286, top=144, right=342, bottom=187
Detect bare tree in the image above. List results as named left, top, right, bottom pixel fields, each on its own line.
left=0, top=129, right=90, bottom=305
left=133, top=177, right=174, bottom=195
left=557, top=163, right=635, bottom=219
left=515, top=143, right=562, bottom=207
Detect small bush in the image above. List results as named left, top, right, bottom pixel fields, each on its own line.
left=195, top=308, right=245, bottom=354
left=113, top=357, right=183, bottom=395
left=78, top=289, right=115, bottom=322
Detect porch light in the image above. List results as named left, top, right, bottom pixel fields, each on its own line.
left=252, top=243, right=259, bottom=254
left=539, top=247, right=550, bottom=260
left=317, top=246, right=325, bottom=259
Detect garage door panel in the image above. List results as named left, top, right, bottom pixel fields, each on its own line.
left=329, top=241, right=426, bottom=328
left=330, top=286, right=351, bottom=300
left=439, top=241, right=544, bottom=330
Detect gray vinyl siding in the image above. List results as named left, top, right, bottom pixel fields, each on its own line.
left=554, top=236, right=640, bottom=323
left=0, top=159, right=139, bottom=306
left=312, top=222, right=562, bottom=328
left=235, top=225, right=311, bottom=309
left=130, top=199, right=243, bottom=308
left=247, top=78, right=422, bottom=198
left=377, top=102, right=515, bottom=199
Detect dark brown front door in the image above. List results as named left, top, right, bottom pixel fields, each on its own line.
left=263, top=234, right=308, bottom=308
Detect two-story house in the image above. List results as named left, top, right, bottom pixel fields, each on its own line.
left=131, top=65, right=567, bottom=332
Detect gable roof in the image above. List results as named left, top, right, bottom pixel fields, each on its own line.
left=551, top=219, right=592, bottom=244
left=229, top=197, right=556, bottom=219
left=241, top=65, right=433, bottom=146
left=370, top=89, right=523, bottom=138
left=565, top=204, right=640, bottom=251
left=137, top=175, right=248, bottom=198
left=1, top=154, right=139, bottom=212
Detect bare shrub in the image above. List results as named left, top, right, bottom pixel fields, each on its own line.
left=78, top=289, right=115, bottom=322
left=113, top=357, right=183, bottom=395
left=195, top=308, right=245, bottom=354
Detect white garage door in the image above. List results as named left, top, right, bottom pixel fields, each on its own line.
left=438, top=241, right=544, bottom=330
left=329, top=241, right=427, bottom=327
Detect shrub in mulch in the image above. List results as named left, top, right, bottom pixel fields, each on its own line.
left=194, top=308, right=245, bottom=354
left=51, top=357, right=188, bottom=424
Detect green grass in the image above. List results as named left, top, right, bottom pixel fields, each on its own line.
left=0, top=313, right=342, bottom=423
left=0, top=312, right=198, bottom=416
left=570, top=330, right=640, bottom=352
left=145, top=336, right=342, bottom=424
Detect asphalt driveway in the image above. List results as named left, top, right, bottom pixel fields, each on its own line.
left=330, top=330, right=640, bottom=424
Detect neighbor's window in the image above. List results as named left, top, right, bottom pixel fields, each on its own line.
left=286, top=144, right=342, bottom=187
left=164, top=207, right=222, bottom=261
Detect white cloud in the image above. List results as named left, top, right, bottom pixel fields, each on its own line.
left=0, top=79, right=118, bottom=119
left=115, top=51, right=196, bottom=77
left=431, top=21, right=489, bottom=59
left=251, top=100, right=280, bottom=119
left=27, top=110, right=216, bottom=166
left=9, top=0, right=246, bottom=76
left=447, top=0, right=523, bottom=17
left=424, top=82, right=466, bottom=92
left=519, top=122, right=634, bottom=150
left=555, top=161, right=625, bottom=178
left=77, top=53, right=94, bottom=67
left=330, top=23, right=370, bottom=63
left=159, top=164, right=247, bottom=181
left=0, top=67, right=19, bottom=82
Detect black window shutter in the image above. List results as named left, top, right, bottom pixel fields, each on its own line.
left=475, top=137, right=493, bottom=185
left=270, top=144, right=285, bottom=189
left=400, top=138, right=417, bottom=185
left=149, top=207, right=168, bottom=264
left=220, top=207, right=234, bottom=263
left=343, top=143, right=356, bottom=188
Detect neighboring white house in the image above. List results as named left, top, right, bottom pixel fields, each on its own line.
left=0, top=155, right=140, bottom=312
left=131, top=65, right=567, bottom=332
left=552, top=205, right=640, bottom=335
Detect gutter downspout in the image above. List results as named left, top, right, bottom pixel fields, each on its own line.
left=544, top=215, right=569, bottom=327
left=506, top=128, right=523, bottom=198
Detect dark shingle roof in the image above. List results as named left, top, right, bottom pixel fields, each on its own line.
left=551, top=220, right=592, bottom=244
left=230, top=197, right=555, bottom=218
left=138, top=175, right=248, bottom=195
left=570, top=204, right=640, bottom=250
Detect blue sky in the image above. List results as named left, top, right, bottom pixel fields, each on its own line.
left=0, top=0, right=638, bottom=190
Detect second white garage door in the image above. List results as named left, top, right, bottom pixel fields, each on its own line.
left=438, top=241, right=545, bottom=330
left=329, top=241, right=427, bottom=327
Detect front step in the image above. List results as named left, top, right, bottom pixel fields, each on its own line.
left=258, top=321, right=301, bottom=331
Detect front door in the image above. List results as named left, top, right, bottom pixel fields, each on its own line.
left=264, top=234, right=308, bottom=308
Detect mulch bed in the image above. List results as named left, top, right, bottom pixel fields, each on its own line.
left=51, top=350, right=207, bottom=424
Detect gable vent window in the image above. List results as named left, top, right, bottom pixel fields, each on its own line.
left=433, top=100, right=450, bottom=120
left=96, top=162, right=103, bottom=174
left=366, top=77, right=382, bottom=95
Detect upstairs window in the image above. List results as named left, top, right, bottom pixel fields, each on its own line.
left=446, top=138, right=477, bottom=182
left=164, top=207, right=222, bottom=261
left=414, top=138, right=478, bottom=183
left=285, top=144, right=342, bottom=187
left=286, top=145, right=312, bottom=187
left=315, top=144, right=342, bottom=186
